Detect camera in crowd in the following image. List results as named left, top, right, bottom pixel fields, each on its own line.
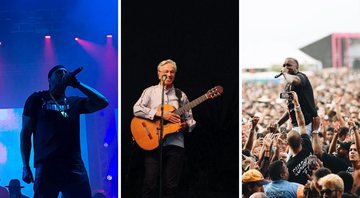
left=308, top=155, right=318, bottom=170
left=256, top=133, right=264, bottom=139
left=280, top=126, right=287, bottom=133
left=279, top=92, right=293, bottom=100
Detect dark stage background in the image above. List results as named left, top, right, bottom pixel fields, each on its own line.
left=121, top=0, right=239, bottom=197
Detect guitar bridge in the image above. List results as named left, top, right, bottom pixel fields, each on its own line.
left=141, top=122, right=153, bottom=140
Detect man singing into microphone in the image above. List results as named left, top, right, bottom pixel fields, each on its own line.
left=275, top=57, right=318, bottom=137
left=133, top=59, right=196, bottom=198
left=20, top=65, right=108, bottom=198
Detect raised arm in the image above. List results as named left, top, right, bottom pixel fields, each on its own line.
left=328, top=122, right=340, bottom=154
left=257, top=132, right=272, bottom=165
left=290, top=91, right=306, bottom=135
left=349, top=120, right=360, bottom=152
left=333, top=95, right=345, bottom=127
left=276, top=111, right=290, bottom=127
left=65, top=73, right=108, bottom=113
left=76, top=83, right=109, bottom=112
left=271, top=134, right=282, bottom=163
left=282, top=68, right=302, bottom=86
left=243, top=116, right=259, bottom=151
left=312, top=124, right=323, bottom=159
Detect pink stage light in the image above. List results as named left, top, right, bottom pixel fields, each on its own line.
left=75, top=37, right=79, bottom=41
left=43, top=33, right=57, bottom=68
left=0, top=41, right=2, bottom=46
left=76, top=39, right=104, bottom=60
left=106, top=35, right=113, bottom=38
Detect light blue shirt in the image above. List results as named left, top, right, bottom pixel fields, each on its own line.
left=133, top=84, right=196, bottom=148
left=264, top=180, right=303, bottom=198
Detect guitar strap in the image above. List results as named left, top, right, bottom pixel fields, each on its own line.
left=175, top=88, right=185, bottom=124
left=175, top=88, right=182, bottom=108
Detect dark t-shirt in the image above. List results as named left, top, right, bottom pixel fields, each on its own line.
left=23, top=91, right=89, bottom=167
left=285, top=72, right=317, bottom=126
left=322, top=153, right=353, bottom=174
left=287, top=134, right=314, bottom=185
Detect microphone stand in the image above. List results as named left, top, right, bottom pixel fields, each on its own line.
left=159, top=77, right=166, bottom=198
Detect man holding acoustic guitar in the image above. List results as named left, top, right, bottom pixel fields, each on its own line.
left=132, top=59, right=223, bottom=197
left=132, top=59, right=196, bottom=198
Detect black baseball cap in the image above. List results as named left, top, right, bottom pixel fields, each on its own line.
left=48, top=65, right=66, bottom=79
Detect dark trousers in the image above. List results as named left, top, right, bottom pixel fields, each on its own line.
left=142, top=145, right=185, bottom=198
left=33, top=163, right=92, bottom=198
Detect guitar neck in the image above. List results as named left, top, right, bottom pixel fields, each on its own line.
left=173, top=94, right=208, bottom=115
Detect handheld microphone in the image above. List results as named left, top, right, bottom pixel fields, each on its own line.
left=70, top=66, right=83, bottom=76
left=274, top=72, right=283, bottom=78
left=162, top=75, right=167, bottom=81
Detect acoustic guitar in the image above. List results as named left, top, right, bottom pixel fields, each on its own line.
left=130, top=85, right=223, bottom=150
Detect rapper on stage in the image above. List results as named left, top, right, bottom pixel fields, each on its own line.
left=20, top=65, right=108, bottom=198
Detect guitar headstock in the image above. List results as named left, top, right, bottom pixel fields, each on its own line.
left=206, top=85, right=223, bottom=99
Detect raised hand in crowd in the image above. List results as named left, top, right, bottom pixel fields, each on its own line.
left=333, top=95, right=346, bottom=127
left=244, top=116, right=260, bottom=152
left=328, top=121, right=340, bottom=154
left=242, top=154, right=259, bottom=171
left=289, top=91, right=306, bottom=133
left=263, top=133, right=273, bottom=149
left=251, top=115, right=260, bottom=129
left=267, top=122, right=279, bottom=134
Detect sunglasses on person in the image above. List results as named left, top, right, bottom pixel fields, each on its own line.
left=320, top=188, right=338, bottom=196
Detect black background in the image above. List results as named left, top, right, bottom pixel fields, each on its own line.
left=121, top=0, right=239, bottom=197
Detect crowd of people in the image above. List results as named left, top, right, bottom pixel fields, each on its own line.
left=242, top=58, right=360, bottom=198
